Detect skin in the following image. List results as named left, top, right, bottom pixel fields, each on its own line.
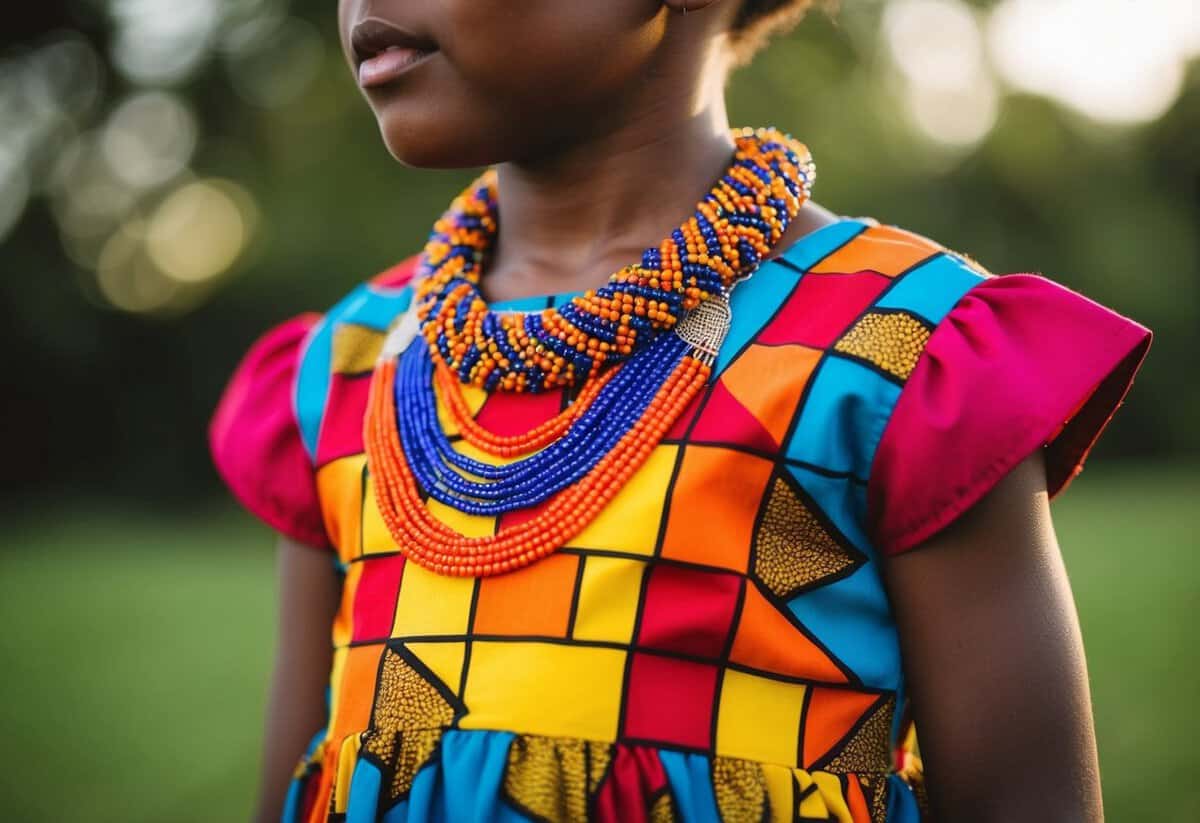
left=254, top=1, right=1103, bottom=820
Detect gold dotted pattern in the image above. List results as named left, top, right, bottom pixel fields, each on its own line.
left=822, top=696, right=895, bottom=775
left=503, top=735, right=612, bottom=822
left=833, top=311, right=931, bottom=381
left=858, top=773, right=889, bottom=823
left=331, top=322, right=387, bottom=374
left=712, top=757, right=769, bottom=821
left=362, top=647, right=457, bottom=799
left=649, top=791, right=677, bottom=822
left=754, top=477, right=860, bottom=600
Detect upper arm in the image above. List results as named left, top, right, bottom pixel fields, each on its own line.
left=883, top=449, right=1103, bottom=822
left=254, top=535, right=341, bottom=823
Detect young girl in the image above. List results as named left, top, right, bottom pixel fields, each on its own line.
left=210, top=2, right=1152, bottom=821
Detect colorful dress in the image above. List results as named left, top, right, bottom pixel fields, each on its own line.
left=210, top=217, right=1152, bottom=823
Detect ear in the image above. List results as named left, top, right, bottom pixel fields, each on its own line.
left=662, top=0, right=726, bottom=11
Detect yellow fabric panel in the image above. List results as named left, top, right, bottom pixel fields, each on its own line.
left=405, top=641, right=467, bottom=698
left=331, top=322, right=386, bottom=374
left=715, top=669, right=807, bottom=765
left=811, top=771, right=855, bottom=823
left=332, top=732, right=362, bottom=814
left=391, top=563, right=476, bottom=638
left=316, top=454, right=366, bottom=561
left=569, top=445, right=678, bottom=556
left=761, top=764, right=796, bottom=823
left=426, top=497, right=497, bottom=538
left=361, top=473, right=398, bottom=555
left=460, top=641, right=625, bottom=741
left=325, top=646, right=349, bottom=737
left=571, top=555, right=646, bottom=644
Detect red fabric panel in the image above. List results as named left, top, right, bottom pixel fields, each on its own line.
left=757, top=271, right=891, bottom=348
left=316, top=372, right=372, bottom=467
left=593, top=745, right=669, bottom=823
left=209, top=314, right=331, bottom=550
left=868, top=273, right=1153, bottom=555
left=636, top=565, right=741, bottom=658
left=351, top=553, right=407, bottom=642
left=622, top=652, right=718, bottom=749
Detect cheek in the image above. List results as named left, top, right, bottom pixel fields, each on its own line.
left=440, top=0, right=666, bottom=105
left=366, top=0, right=668, bottom=167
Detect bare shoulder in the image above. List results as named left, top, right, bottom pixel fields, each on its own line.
left=766, top=199, right=844, bottom=262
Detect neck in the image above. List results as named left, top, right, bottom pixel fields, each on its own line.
left=483, top=52, right=736, bottom=303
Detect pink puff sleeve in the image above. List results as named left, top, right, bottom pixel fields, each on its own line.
left=867, top=273, right=1153, bottom=556
left=208, top=314, right=332, bottom=551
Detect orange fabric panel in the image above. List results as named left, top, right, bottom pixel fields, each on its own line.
left=729, top=583, right=850, bottom=684
left=845, top=773, right=871, bottom=822
left=316, top=454, right=366, bottom=562
left=329, top=644, right=384, bottom=742
left=660, top=445, right=773, bottom=572
left=720, top=343, right=822, bottom=445
left=472, top=552, right=580, bottom=637
left=809, top=225, right=941, bottom=277
left=802, top=687, right=885, bottom=768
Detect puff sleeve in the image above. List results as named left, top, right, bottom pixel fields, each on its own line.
left=867, top=273, right=1153, bottom=556
left=208, top=314, right=332, bottom=551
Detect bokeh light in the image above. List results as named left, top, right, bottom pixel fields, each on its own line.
left=107, top=0, right=222, bottom=85
left=987, top=0, right=1199, bottom=125
left=882, top=0, right=999, bottom=147
left=146, top=179, right=257, bottom=285
left=101, top=92, right=198, bottom=188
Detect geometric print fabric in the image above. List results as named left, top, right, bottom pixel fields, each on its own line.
left=290, top=217, right=990, bottom=821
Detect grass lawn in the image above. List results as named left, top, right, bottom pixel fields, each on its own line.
left=1, top=459, right=1196, bottom=821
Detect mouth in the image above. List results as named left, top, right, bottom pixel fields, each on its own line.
left=350, top=17, right=438, bottom=89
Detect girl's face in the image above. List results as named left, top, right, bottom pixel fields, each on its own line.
left=337, top=0, right=719, bottom=168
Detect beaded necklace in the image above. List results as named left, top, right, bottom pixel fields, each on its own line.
left=365, top=127, right=814, bottom=577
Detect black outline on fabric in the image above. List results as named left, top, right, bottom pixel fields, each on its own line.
left=773, top=252, right=939, bottom=475
left=565, top=554, right=587, bottom=640
left=345, top=632, right=888, bottom=696
left=314, top=229, right=950, bottom=798
left=794, top=682, right=815, bottom=772
left=753, top=468, right=869, bottom=601
left=496, top=736, right=619, bottom=823
left=615, top=559, right=655, bottom=739
left=718, top=222, right=870, bottom=372
left=456, top=578, right=482, bottom=714
left=708, top=576, right=749, bottom=751
left=828, top=306, right=938, bottom=388
left=659, top=436, right=869, bottom=486
left=743, top=574, right=862, bottom=688
left=808, top=692, right=895, bottom=774
left=355, top=644, right=461, bottom=813
left=586, top=741, right=618, bottom=820
left=357, top=461, right=369, bottom=560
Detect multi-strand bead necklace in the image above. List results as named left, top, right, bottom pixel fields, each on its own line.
left=364, top=127, right=815, bottom=576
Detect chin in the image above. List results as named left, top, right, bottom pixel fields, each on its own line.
left=373, top=112, right=495, bottom=169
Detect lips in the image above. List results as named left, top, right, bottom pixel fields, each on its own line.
left=350, top=17, right=438, bottom=89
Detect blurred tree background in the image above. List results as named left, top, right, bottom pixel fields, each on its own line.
left=1, top=0, right=1197, bottom=821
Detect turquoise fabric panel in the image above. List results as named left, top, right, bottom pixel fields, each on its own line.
left=658, top=749, right=721, bottom=823
left=873, top=252, right=987, bottom=326
left=785, top=354, right=902, bottom=480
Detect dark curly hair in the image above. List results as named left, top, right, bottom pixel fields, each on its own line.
left=729, top=0, right=837, bottom=64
